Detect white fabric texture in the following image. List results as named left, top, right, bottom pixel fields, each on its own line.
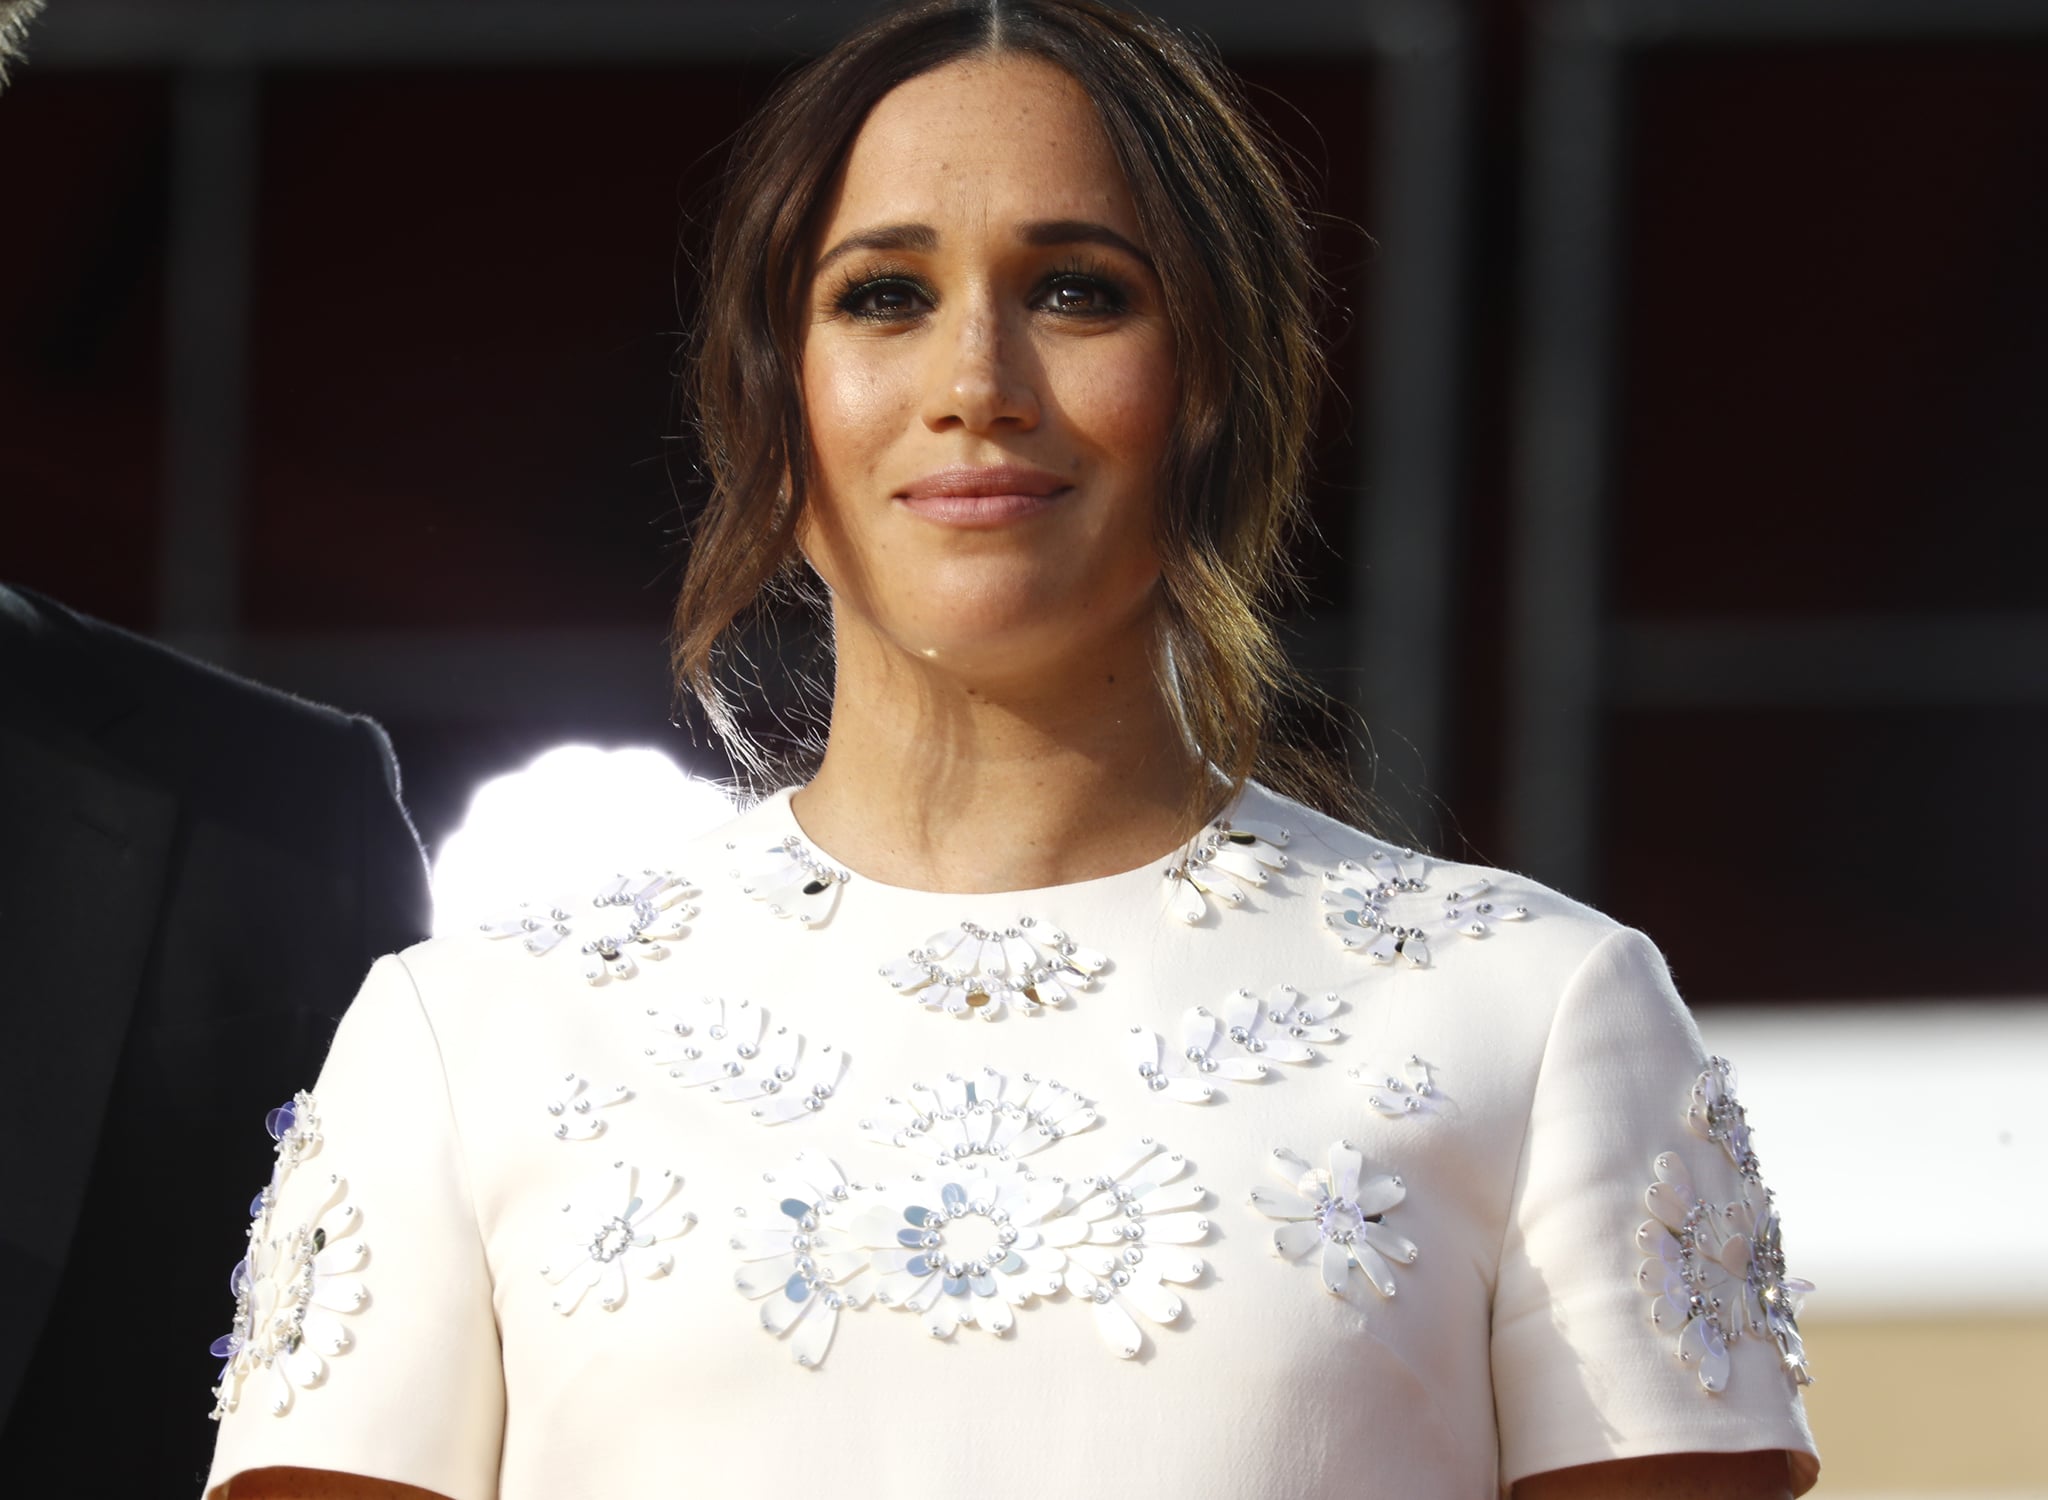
left=205, top=783, right=1818, bottom=1499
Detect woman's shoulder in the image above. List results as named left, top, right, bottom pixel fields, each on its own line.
left=1238, top=779, right=1642, bottom=1000
left=387, top=797, right=776, bottom=1016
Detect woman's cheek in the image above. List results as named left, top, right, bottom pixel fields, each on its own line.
left=1059, top=335, right=1176, bottom=456
left=807, top=343, right=909, bottom=476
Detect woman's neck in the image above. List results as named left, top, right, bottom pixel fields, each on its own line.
left=791, top=619, right=1210, bottom=894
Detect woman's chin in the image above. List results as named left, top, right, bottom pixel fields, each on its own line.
left=830, top=563, right=1162, bottom=685
left=855, top=607, right=1141, bottom=687
left=893, top=621, right=1096, bottom=679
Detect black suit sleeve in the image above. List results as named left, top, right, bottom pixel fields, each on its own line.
left=352, top=715, right=434, bottom=969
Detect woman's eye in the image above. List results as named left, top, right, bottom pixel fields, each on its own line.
left=839, top=279, right=929, bottom=321
left=1038, top=275, right=1125, bottom=317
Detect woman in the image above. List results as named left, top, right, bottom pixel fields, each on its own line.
left=205, top=3, right=1818, bottom=1496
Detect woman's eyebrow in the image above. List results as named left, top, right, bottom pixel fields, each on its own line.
left=812, top=218, right=1154, bottom=278
left=814, top=222, right=937, bottom=278
left=1020, top=219, right=1154, bottom=268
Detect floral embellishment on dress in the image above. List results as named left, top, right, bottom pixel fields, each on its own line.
left=849, top=1158, right=1080, bottom=1340
left=642, top=996, right=848, bottom=1124
left=1638, top=1153, right=1731, bottom=1390
left=1162, top=817, right=1291, bottom=923
left=545, top=1073, right=633, bottom=1141
left=1636, top=1062, right=1812, bottom=1391
left=211, top=1094, right=335, bottom=1419
left=1735, top=1192, right=1811, bottom=1383
left=1130, top=986, right=1342, bottom=1103
left=1637, top=1153, right=1813, bottom=1391
left=1320, top=850, right=1528, bottom=967
left=859, top=1068, right=1098, bottom=1164
left=1060, top=1138, right=1211, bottom=1357
left=242, top=1092, right=322, bottom=1227
left=480, top=869, right=698, bottom=984
left=210, top=1258, right=257, bottom=1394
left=798, top=1076, right=1212, bottom=1360
left=879, top=917, right=1108, bottom=1019
left=1219, top=984, right=1342, bottom=1060
left=1689, top=1056, right=1760, bottom=1181
left=265, top=1093, right=321, bottom=1176
left=1250, top=1141, right=1418, bottom=1302
left=1127, top=1020, right=1257, bottom=1103
left=1684, top=1059, right=1810, bottom=1383
left=1352, top=1054, right=1438, bottom=1117
left=730, top=1152, right=876, bottom=1367
left=212, top=1171, right=368, bottom=1417
left=542, top=1160, right=695, bottom=1314
left=728, top=832, right=851, bottom=928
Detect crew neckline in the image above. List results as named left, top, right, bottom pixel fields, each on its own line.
left=737, top=783, right=1271, bottom=903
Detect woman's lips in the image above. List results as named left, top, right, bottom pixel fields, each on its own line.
left=896, top=465, right=1072, bottom=527
left=899, top=492, right=1065, bottom=525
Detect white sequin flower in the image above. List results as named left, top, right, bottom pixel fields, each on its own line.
left=1129, top=987, right=1344, bottom=1104
left=1319, top=850, right=1527, bottom=967
left=641, top=996, right=848, bottom=1124
left=730, top=1152, right=875, bottom=1368
left=241, top=1092, right=322, bottom=1233
left=1163, top=817, right=1291, bottom=924
left=1636, top=1060, right=1812, bottom=1391
left=211, top=1094, right=336, bottom=1419
left=1688, top=1056, right=1760, bottom=1181
left=543, top=1073, right=633, bottom=1141
left=1127, top=1013, right=1265, bottom=1104
left=844, top=1076, right=1214, bottom=1359
left=1059, top=1139, right=1211, bottom=1358
left=1250, top=1141, right=1418, bottom=1301
left=1218, top=984, right=1341, bottom=1060
left=212, top=1171, right=368, bottom=1418
left=849, top=1159, right=1080, bottom=1339
left=858, top=1068, right=1098, bottom=1164
left=480, top=869, right=697, bottom=984
left=1351, top=1054, right=1439, bottom=1117
left=1636, top=1151, right=1743, bottom=1392
left=1635, top=1149, right=1814, bottom=1392
left=542, top=1161, right=695, bottom=1314
left=879, top=917, right=1107, bottom=1019
left=727, top=833, right=850, bottom=928
left=1728, top=1189, right=1812, bottom=1383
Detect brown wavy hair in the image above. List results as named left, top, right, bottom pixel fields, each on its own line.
left=0, top=0, right=47, bottom=90
left=673, top=0, right=1363, bottom=824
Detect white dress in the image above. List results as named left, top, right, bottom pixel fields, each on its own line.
left=204, top=783, right=1820, bottom=1499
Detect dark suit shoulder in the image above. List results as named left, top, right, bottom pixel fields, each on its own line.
left=0, top=583, right=394, bottom=815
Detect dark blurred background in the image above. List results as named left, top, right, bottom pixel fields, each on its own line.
left=5, top=0, right=2045, bottom=1008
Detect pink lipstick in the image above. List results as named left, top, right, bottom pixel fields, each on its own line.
left=897, top=464, right=1072, bottom=528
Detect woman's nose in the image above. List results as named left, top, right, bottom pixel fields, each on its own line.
left=921, top=301, right=1040, bottom=434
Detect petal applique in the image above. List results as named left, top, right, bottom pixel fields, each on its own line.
left=1248, top=1184, right=1318, bottom=1219
left=1351, top=1243, right=1398, bottom=1299
left=1087, top=1288, right=1145, bottom=1358
left=1360, top=1221, right=1418, bottom=1267
left=1318, top=1237, right=1351, bottom=1294
left=1273, top=1220, right=1323, bottom=1259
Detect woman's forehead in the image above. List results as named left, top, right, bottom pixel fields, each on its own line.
left=822, top=54, right=1142, bottom=245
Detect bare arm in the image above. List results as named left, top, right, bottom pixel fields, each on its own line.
left=1513, top=1450, right=1795, bottom=1500
left=217, top=1469, right=455, bottom=1500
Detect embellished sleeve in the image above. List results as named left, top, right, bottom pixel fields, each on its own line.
left=204, top=954, right=505, bottom=1500
left=1490, top=926, right=1820, bottom=1494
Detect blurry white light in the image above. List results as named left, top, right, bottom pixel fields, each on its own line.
left=1699, top=1001, right=2048, bottom=1315
left=430, top=744, right=735, bottom=937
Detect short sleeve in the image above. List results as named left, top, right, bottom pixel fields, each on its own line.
left=205, top=954, right=505, bottom=1500
left=1491, top=927, right=1819, bottom=1494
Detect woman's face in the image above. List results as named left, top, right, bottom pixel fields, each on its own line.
left=798, top=54, right=1177, bottom=685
